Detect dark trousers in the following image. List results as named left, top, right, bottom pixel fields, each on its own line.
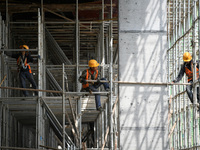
left=85, top=78, right=109, bottom=109
left=186, top=81, right=200, bottom=103
left=19, top=71, right=38, bottom=96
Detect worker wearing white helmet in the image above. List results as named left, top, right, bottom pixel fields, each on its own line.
left=172, top=52, right=199, bottom=104
left=79, top=59, right=109, bottom=111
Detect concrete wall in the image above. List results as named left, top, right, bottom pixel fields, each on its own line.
left=119, top=0, right=168, bottom=149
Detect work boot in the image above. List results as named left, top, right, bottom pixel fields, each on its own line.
left=97, top=106, right=103, bottom=111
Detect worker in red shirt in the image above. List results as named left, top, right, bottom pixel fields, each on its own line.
left=172, top=52, right=199, bottom=104
left=79, top=59, right=109, bottom=111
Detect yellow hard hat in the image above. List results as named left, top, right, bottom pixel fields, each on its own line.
left=88, top=59, right=99, bottom=67
left=183, top=52, right=192, bottom=62
left=19, top=45, right=29, bottom=50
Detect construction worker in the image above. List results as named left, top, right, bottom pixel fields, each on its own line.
left=79, top=59, right=109, bottom=111
left=12, top=45, right=38, bottom=97
left=172, top=52, right=199, bottom=104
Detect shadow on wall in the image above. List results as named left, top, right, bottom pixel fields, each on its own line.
left=119, top=0, right=168, bottom=149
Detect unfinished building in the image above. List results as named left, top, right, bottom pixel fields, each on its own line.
left=0, top=0, right=171, bottom=150
left=0, top=0, right=119, bottom=149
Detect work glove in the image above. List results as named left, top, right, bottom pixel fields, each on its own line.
left=38, top=55, right=41, bottom=60
left=82, top=79, right=87, bottom=84
left=96, top=79, right=101, bottom=84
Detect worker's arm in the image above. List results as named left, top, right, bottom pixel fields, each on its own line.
left=197, top=60, right=199, bottom=68
left=79, top=70, right=87, bottom=84
left=26, top=52, right=34, bottom=63
left=173, top=64, right=185, bottom=83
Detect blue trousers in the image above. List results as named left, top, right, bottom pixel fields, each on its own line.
left=19, top=71, right=38, bottom=96
left=88, top=78, right=109, bottom=109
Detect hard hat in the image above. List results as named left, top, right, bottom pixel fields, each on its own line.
left=183, top=52, right=192, bottom=62
left=88, top=59, right=99, bottom=67
left=19, top=45, right=29, bottom=50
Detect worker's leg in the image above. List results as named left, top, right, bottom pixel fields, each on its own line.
left=94, top=78, right=109, bottom=90
left=89, top=85, right=101, bottom=109
left=26, top=72, right=38, bottom=96
left=95, top=94, right=101, bottom=109
left=186, top=83, right=193, bottom=103
left=197, top=87, right=200, bottom=103
left=19, top=72, right=28, bottom=96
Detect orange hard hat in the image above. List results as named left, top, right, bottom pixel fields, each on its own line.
left=19, top=45, right=29, bottom=50
left=88, top=59, right=99, bottom=67
left=183, top=52, right=192, bottom=62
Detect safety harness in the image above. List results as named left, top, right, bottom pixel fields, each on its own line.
left=17, top=55, right=32, bottom=73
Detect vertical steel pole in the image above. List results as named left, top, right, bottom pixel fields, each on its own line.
left=102, top=109, right=104, bottom=147
left=198, top=0, right=200, bottom=145
left=96, top=118, right=99, bottom=149
left=192, top=0, right=198, bottom=147
left=0, top=102, right=2, bottom=148
left=105, top=102, right=108, bottom=147
left=36, top=9, right=41, bottom=148
left=109, top=0, right=113, bottom=149
left=76, top=0, right=79, bottom=92
left=182, top=0, right=187, bottom=148
left=5, top=0, right=8, bottom=49
left=171, top=0, right=176, bottom=148
left=5, top=106, right=8, bottom=147
left=167, top=0, right=171, bottom=147
left=178, top=1, right=182, bottom=148
left=62, top=63, right=66, bottom=150
left=37, top=8, right=44, bottom=148
left=76, top=0, right=82, bottom=148
left=0, top=13, right=2, bottom=50
left=0, top=14, right=2, bottom=98
left=187, top=0, right=191, bottom=148
left=101, top=0, right=105, bottom=77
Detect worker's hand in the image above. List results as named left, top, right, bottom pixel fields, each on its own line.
left=96, top=79, right=101, bottom=84
left=82, top=79, right=87, bottom=84
left=172, top=80, right=176, bottom=83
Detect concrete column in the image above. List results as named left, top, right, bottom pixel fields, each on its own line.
left=119, top=0, right=168, bottom=149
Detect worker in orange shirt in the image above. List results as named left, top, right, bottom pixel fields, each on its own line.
left=79, top=59, right=109, bottom=111
left=12, top=45, right=38, bottom=97
left=172, top=52, right=199, bottom=104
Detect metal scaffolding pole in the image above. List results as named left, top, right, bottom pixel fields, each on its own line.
left=109, top=0, right=113, bottom=149
left=192, top=0, right=198, bottom=147
left=101, top=0, right=105, bottom=77
left=171, top=0, right=176, bottom=148
left=178, top=1, right=182, bottom=148
left=198, top=0, right=200, bottom=146
left=183, top=0, right=187, bottom=148
left=101, top=108, right=104, bottom=148
left=62, top=63, right=66, bottom=150
left=187, top=0, right=191, bottom=148
left=76, top=0, right=81, bottom=149
left=5, top=0, right=8, bottom=49
left=0, top=102, right=2, bottom=149
left=37, top=8, right=45, bottom=148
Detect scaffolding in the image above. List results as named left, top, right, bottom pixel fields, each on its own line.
left=167, top=0, right=200, bottom=149
left=0, top=1, right=119, bottom=150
